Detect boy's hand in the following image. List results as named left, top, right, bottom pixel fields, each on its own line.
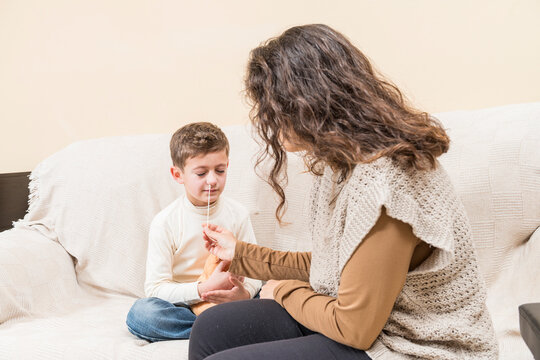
left=202, top=224, right=237, bottom=261
left=197, top=260, right=231, bottom=295
left=197, top=260, right=243, bottom=295
left=200, top=275, right=250, bottom=304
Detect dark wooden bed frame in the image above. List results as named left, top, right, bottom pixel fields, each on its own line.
left=0, top=172, right=31, bottom=232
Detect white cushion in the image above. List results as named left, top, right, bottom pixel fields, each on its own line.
left=0, top=229, right=80, bottom=324
left=437, top=102, right=540, bottom=286
left=437, top=102, right=540, bottom=359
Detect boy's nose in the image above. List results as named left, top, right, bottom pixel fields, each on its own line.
left=206, top=172, right=218, bottom=186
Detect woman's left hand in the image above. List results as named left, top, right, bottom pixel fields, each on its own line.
left=260, top=280, right=282, bottom=300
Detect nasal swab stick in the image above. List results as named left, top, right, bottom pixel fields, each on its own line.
left=206, top=184, right=211, bottom=227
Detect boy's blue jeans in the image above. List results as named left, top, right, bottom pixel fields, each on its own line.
left=126, top=297, right=196, bottom=342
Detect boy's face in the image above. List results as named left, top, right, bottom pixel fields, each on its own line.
left=170, top=150, right=229, bottom=207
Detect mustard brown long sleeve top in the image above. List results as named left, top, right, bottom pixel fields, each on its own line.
left=229, top=208, right=430, bottom=350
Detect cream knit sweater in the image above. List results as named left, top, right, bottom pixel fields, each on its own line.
left=309, top=157, right=498, bottom=359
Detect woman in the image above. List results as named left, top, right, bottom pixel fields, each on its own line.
left=188, top=24, right=498, bottom=360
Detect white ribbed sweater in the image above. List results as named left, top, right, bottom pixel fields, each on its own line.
left=309, top=157, right=498, bottom=359
left=144, top=195, right=261, bottom=305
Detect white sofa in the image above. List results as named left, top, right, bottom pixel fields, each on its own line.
left=1, top=102, right=539, bottom=359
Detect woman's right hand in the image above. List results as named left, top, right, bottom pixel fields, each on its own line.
left=202, top=224, right=237, bottom=262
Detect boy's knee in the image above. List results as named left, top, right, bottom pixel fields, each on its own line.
left=127, top=297, right=160, bottom=324
left=131, top=297, right=154, bottom=310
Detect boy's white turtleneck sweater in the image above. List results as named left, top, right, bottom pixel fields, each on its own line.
left=144, top=194, right=261, bottom=305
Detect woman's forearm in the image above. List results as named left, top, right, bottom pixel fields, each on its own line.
left=229, top=241, right=311, bottom=281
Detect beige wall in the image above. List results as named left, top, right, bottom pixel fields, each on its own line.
left=1, top=0, right=539, bottom=173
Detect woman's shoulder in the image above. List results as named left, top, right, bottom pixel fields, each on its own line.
left=350, top=157, right=453, bottom=193
left=350, top=156, right=459, bottom=211
left=348, top=157, right=462, bottom=253
left=350, top=157, right=392, bottom=184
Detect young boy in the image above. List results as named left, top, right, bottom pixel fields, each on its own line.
left=126, top=122, right=261, bottom=342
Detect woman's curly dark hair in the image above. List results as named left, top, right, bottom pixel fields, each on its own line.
left=245, top=24, right=450, bottom=222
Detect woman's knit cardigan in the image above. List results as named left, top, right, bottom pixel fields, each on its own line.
left=309, top=157, right=498, bottom=359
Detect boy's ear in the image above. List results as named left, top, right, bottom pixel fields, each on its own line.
left=170, top=166, right=184, bottom=184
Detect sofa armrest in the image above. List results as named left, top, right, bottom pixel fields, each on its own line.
left=0, top=228, right=80, bottom=324
left=520, top=303, right=540, bottom=359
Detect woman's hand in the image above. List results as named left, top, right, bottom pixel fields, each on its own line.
left=259, top=280, right=283, bottom=300
left=202, top=224, right=237, bottom=261
left=200, top=276, right=250, bottom=304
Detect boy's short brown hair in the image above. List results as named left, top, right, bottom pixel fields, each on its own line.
left=170, top=122, right=230, bottom=169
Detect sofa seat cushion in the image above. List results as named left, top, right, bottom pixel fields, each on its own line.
left=0, top=294, right=188, bottom=360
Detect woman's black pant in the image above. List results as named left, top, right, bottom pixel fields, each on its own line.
left=188, top=299, right=371, bottom=360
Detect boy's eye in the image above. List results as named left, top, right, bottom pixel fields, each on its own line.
left=216, top=170, right=225, bottom=174
left=196, top=173, right=206, bottom=177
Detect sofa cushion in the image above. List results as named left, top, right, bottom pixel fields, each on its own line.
left=436, top=103, right=540, bottom=287
left=436, top=103, right=540, bottom=359
left=0, top=229, right=81, bottom=324
left=0, top=295, right=189, bottom=359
